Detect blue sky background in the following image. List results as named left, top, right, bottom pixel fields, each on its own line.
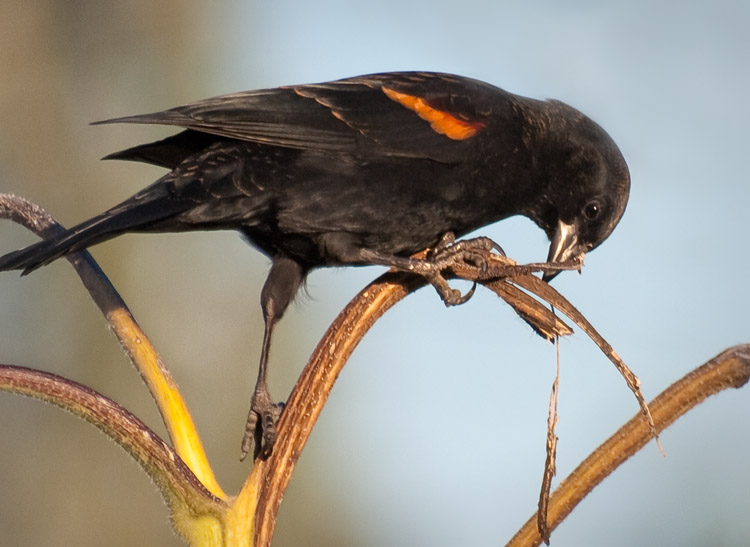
left=0, top=1, right=748, bottom=545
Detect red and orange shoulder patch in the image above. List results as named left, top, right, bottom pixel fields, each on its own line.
left=382, top=87, right=485, bottom=140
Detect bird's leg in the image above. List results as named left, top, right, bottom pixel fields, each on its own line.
left=240, top=256, right=304, bottom=461
left=360, top=233, right=505, bottom=307
left=241, top=317, right=285, bottom=461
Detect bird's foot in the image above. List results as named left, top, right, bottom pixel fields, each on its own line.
left=423, top=234, right=505, bottom=306
left=360, top=234, right=504, bottom=306
left=428, top=234, right=505, bottom=270
left=240, top=383, right=285, bottom=461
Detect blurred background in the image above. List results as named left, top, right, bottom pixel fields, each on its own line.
left=1, top=1, right=748, bottom=545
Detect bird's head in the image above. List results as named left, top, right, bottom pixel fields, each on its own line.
left=522, top=100, right=630, bottom=282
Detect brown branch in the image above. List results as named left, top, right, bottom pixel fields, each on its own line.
left=242, top=254, right=586, bottom=546
left=0, top=364, right=225, bottom=525
left=508, top=344, right=750, bottom=547
left=236, top=270, right=422, bottom=545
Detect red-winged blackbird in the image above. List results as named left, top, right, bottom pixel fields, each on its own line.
left=0, top=72, right=630, bottom=459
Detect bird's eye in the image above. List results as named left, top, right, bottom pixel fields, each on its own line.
left=582, top=199, right=603, bottom=221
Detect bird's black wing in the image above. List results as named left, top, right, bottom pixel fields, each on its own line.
left=96, top=72, right=507, bottom=163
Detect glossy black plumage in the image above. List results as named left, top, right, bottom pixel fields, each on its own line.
left=0, top=72, right=630, bottom=458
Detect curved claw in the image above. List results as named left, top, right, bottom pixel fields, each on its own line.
left=360, top=234, right=501, bottom=309
left=488, top=240, right=506, bottom=257
left=422, top=235, right=505, bottom=307
left=469, top=236, right=505, bottom=257
left=429, top=273, right=478, bottom=307
left=441, top=281, right=477, bottom=306
left=454, top=281, right=477, bottom=305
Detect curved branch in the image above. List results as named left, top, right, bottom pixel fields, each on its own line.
left=0, top=364, right=226, bottom=539
left=508, top=344, right=750, bottom=547
left=0, top=193, right=225, bottom=499
left=233, top=270, right=423, bottom=545
left=241, top=253, right=592, bottom=546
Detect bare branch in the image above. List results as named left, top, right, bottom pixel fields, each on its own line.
left=243, top=253, right=586, bottom=546
left=0, top=364, right=226, bottom=534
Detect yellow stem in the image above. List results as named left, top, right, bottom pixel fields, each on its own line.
left=108, top=307, right=227, bottom=500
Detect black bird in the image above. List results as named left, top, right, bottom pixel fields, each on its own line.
left=0, top=72, right=630, bottom=459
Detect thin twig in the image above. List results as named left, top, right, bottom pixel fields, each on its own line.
left=538, top=337, right=561, bottom=544
left=505, top=273, right=662, bottom=455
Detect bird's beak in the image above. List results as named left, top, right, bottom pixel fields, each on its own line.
left=543, top=220, right=582, bottom=282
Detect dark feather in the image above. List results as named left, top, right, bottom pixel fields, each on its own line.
left=102, top=130, right=223, bottom=169
left=94, top=72, right=504, bottom=163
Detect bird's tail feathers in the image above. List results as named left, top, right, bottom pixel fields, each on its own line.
left=0, top=190, right=190, bottom=275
